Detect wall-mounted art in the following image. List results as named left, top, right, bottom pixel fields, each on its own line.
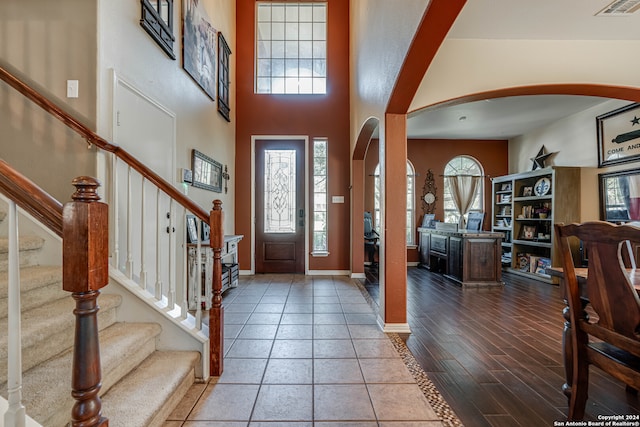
left=192, top=149, right=222, bottom=192
left=599, top=167, right=640, bottom=222
left=140, top=0, right=176, bottom=59
left=597, top=103, right=640, bottom=167
left=182, top=0, right=217, bottom=100
left=217, top=32, right=232, bottom=121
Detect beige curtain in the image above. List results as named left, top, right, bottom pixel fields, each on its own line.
left=446, top=175, right=481, bottom=229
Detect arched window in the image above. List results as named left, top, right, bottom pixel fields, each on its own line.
left=373, top=161, right=415, bottom=245
left=443, top=156, right=484, bottom=224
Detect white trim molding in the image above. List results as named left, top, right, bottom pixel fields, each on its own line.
left=377, top=315, right=412, bottom=334
left=307, top=270, right=350, bottom=276
left=351, top=272, right=366, bottom=279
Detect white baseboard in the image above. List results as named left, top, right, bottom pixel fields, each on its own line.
left=407, top=262, right=419, bottom=267
left=239, top=270, right=253, bottom=276
left=307, top=270, right=350, bottom=276
left=377, top=316, right=412, bottom=334
left=351, top=272, right=366, bottom=279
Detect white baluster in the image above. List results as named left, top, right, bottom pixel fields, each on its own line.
left=195, top=219, right=202, bottom=329
left=168, top=200, right=177, bottom=310
left=155, top=188, right=162, bottom=301
left=126, top=167, right=133, bottom=278
left=139, top=177, right=147, bottom=290
left=5, top=201, right=26, bottom=427
left=112, top=155, right=120, bottom=269
left=180, top=210, right=189, bottom=320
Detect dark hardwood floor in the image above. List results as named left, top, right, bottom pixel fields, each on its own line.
left=362, top=266, right=640, bottom=427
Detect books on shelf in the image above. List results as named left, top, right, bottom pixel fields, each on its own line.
left=535, top=257, right=551, bottom=276
left=516, top=253, right=551, bottom=276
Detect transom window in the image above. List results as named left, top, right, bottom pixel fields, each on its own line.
left=256, top=2, right=327, bottom=94
left=373, top=161, right=415, bottom=245
left=443, top=156, right=484, bottom=224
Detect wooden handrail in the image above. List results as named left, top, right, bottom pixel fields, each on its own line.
left=0, top=159, right=63, bottom=237
left=0, top=65, right=209, bottom=224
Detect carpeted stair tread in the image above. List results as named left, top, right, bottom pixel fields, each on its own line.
left=0, top=265, right=62, bottom=298
left=0, top=266, right=66, bottom=317
left=102, top=351, right=200, bottom=427
left=0, top=235, right=45, bottom=254
left=0, top=294, right=122, bottom=372
left=1, top=322, right=162, bottom=427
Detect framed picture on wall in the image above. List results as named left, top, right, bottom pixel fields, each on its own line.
left=182, top=0, right=217, bottom=100
left=597, top=103, right=640, bottom=167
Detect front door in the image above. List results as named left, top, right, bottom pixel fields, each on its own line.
left=255, top=139, right=305, bottom=273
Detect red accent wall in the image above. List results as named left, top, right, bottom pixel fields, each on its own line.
left=235, top=0, right=351, bottom=270
left=365, top=139, right=509, bottom=262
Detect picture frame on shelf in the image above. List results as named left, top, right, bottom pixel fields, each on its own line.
left=520, top=224, right=537, bottom=240
left=501, top=183, right=512, bottom=191
left=186, top=215, right=199, bottom=243
left=421, top=213, right=436, bottom=228
left=521, top=186, right=533, bottom=197
left=597, top=102, right=640, bottom=167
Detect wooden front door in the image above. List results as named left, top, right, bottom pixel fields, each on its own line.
left=255, top=139, right=305, bottom=273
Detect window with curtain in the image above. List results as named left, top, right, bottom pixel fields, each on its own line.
left=443, top=156, right=484, bottom=225
left=373, top=161, right=415, bottom=245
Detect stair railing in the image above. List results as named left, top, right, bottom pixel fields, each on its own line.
left=0, top=65, right=225, bottom=420
left=0, top=160, right=64, bottom=426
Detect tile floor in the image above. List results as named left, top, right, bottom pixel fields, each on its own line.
left=164, top=274, right=443, bottom=426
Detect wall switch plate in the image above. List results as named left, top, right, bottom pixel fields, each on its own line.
left=332, top=195, right=345, bottom=203
left=66, top=80, right=79, bottom=98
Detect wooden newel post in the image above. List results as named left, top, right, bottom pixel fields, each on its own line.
left=62, top=177, right=109, bottom=427
left=209, top=199, right=224, bottom=376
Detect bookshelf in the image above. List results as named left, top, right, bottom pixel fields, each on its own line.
left=491, top=167, right=581, bottom=283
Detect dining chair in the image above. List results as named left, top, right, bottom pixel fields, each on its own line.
left=555, top=221, right=640, bottom=420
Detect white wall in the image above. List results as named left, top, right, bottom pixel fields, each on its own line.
left=410, top=39, right=640, bottom=111
left=97, top=0, right=236, bottom=231
left=510, top=98, right=636, bottom=222
left=0, top=0, right=98, bottom=202
left=349, top=0, right=428, bottom=149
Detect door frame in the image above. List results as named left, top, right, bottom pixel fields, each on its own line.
left=251, top=135, right=309, bottom=275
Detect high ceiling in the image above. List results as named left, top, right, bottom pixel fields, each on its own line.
left=406, top=0, right=640, bottom=140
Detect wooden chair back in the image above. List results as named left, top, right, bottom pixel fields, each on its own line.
left=555, top=221, right=640, bottom=420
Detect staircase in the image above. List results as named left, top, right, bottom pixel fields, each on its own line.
left=0, top=207, right=200, bottom=427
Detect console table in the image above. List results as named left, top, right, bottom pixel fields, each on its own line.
left=418, top=228, right=504, bottom=288
left=187, top=234, right=243, bottom=310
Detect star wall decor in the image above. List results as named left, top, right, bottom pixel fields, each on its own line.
left=530, top=145, right=557, bottom=170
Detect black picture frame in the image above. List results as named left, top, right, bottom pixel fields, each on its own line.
left=140, top=0, right=176, bottom=59
left=217, top=32, right=231, bottom=122
left=186, top=214, right=199, bottom=243
left=597, top=102, right=640, bottom=167
left=598, top=167, right=640, bottom=223
left=192, top=149, right=223, bottom=192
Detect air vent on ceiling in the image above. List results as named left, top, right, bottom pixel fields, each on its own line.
left=596, top=0, right=640, bottom=15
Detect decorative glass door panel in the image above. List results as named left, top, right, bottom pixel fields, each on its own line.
left=264, top=149, right=297, bottom=233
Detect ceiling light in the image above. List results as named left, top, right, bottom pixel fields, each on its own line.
left=596, top=0, right=640, bottom=16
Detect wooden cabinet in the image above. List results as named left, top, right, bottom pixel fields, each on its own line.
left=418, top=228, right=503, bottom=287
left=491, top=167, right=580, bottom=283
left=187, top=234, right=243, bottom=310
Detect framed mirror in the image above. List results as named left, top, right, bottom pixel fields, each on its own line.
left=599, top=167, right=640, bottom=223
left=192, top=149, right=222, bottom=193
